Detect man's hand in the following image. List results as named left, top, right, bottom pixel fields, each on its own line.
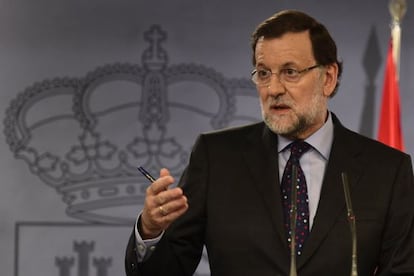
left=140, top=168, right=189, bottom=239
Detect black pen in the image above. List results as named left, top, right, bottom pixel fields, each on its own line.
left=137, top=166, right=156, bottom=183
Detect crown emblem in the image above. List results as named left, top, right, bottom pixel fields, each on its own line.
left=4, top=25, right=258, bottom=224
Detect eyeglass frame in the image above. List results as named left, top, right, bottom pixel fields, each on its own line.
left=251, top=64, right=322, bottom=86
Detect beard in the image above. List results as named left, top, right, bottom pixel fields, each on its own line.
left=261, top=90, right=326, bottom=139
left=263, top=111, right=308, bottom=138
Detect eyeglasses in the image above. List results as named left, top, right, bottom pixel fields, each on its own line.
left=251, top=64, right=321, bottom=86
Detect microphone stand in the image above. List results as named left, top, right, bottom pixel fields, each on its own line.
left=341, top=172, right=358, bottom=276
left=289, top=165, right=298, bottom=276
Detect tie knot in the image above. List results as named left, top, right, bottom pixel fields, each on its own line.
left=289, top=140, right=311, bottom=159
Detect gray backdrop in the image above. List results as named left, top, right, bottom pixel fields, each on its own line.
left=0, top=1, right=413, bottom=275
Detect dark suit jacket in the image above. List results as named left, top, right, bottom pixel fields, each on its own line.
left=125, top=113, right=414, bottom=275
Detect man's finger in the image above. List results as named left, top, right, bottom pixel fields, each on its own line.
left=147, top=175, right=175, bottom=195
left=157, top=195, right=188, bottom=217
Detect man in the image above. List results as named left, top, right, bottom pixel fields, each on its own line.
left=125, top=10, right=414, bottom=275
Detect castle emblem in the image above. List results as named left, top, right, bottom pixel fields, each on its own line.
left=6, top=24, right=259, bottom=276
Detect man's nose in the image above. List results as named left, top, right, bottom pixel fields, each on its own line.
left=267, top=74, right=286, bottom=95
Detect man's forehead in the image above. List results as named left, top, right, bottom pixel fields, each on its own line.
left=255, top=32, right=313, bottom=60
left=255, top=32, right=312, bottom=51
left=256, top=30, right=311, bottom=44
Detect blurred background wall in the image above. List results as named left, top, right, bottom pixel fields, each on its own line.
left=0, top=0, right=413, bottom=275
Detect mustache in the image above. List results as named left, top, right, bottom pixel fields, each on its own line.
left=266, top=95, right=293, bottom=107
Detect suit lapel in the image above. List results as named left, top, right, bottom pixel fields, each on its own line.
left=297, top=115, right=364, bottom=268
left=242, top=124, right=290, bottom=265
left=239, top=116, right=366, bottom=271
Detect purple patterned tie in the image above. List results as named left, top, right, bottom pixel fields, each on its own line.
left=281, top=140, right=311, bottom=256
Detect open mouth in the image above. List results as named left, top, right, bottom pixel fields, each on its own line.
left=270, top=103, right=290, bottom=111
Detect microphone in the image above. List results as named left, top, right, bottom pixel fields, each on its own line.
left=289, top=165, right=298, bottom=276
left=341, top=172, right=358, bottom=276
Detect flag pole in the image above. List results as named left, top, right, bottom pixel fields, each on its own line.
left=389, top=0, right=407, bottom=80
left=377, top=0, right=406, bottom=151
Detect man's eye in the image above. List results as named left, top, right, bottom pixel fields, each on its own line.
left=282, top=68, right=298, bottom=76
left=257, top=70, right=270, bottom=78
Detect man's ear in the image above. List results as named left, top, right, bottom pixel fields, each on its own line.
left=323, top=63, right=338, bottom=97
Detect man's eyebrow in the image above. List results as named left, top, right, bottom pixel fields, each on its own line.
left=255, top=61, right=301, bottom=69
left=280, top=62, right=298, bottom=68
left=255, top=62, right=269, bottom=68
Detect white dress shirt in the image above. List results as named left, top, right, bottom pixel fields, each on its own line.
left=277, top=112, right=333, bottom=229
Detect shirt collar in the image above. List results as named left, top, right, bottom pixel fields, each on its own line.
left=277, top=111, right=334, bottom=160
